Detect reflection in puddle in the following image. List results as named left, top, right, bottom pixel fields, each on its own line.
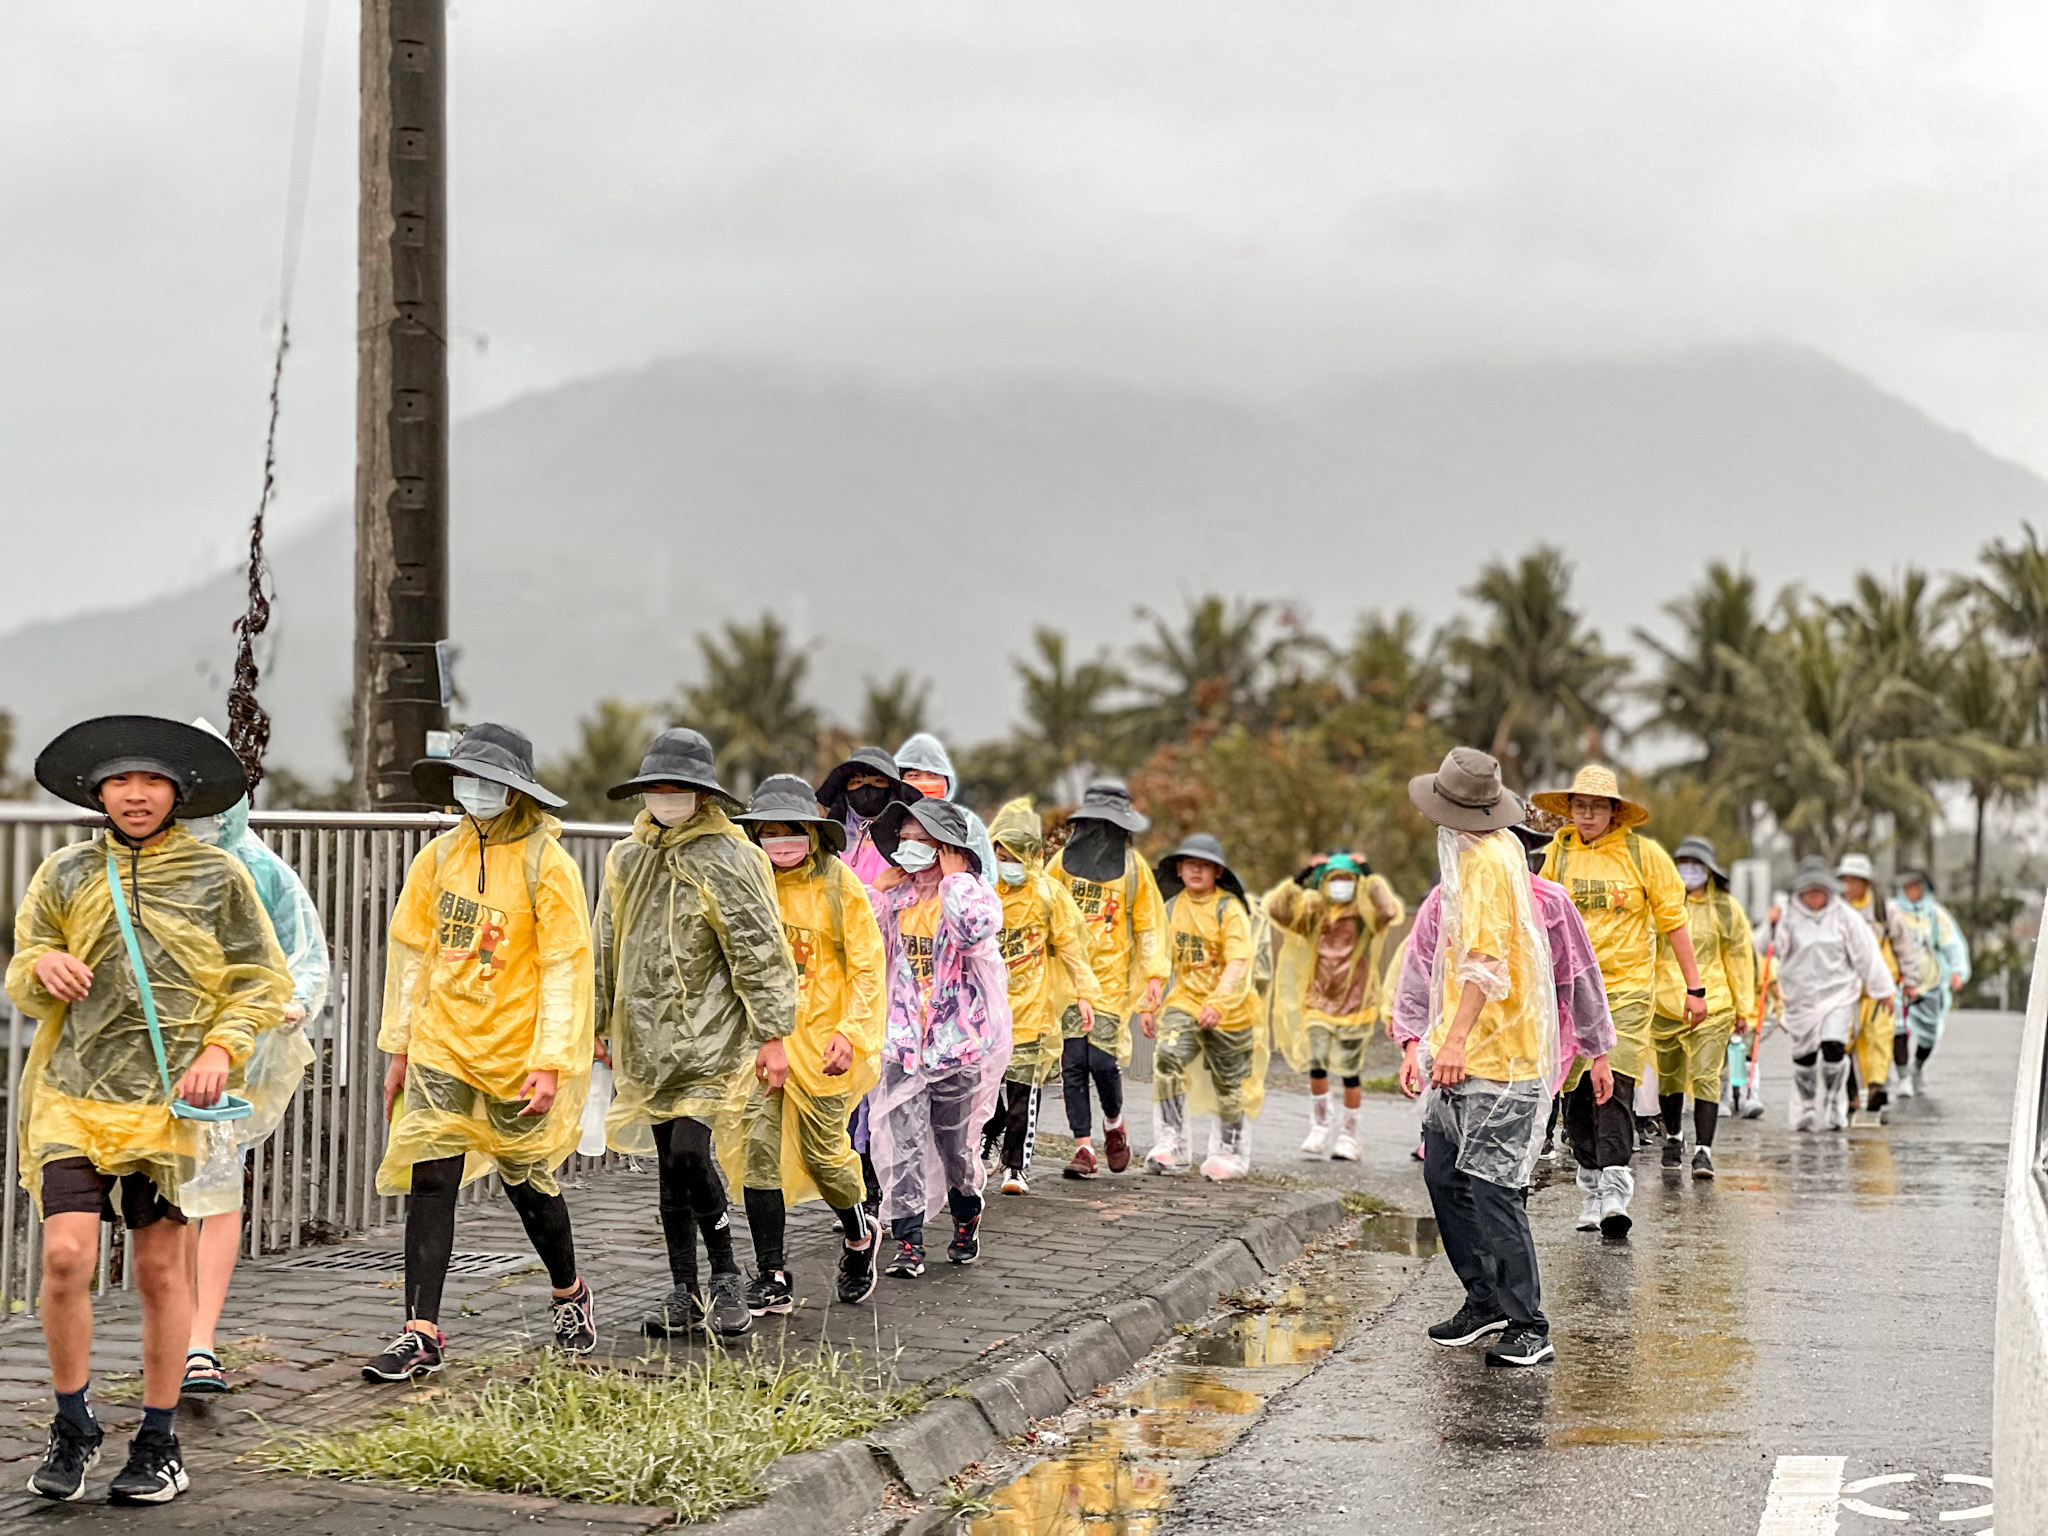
left=963, top=1226, right=1428, bottom=1535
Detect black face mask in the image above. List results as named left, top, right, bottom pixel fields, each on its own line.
left=848, top=783, right=893, bottom=819
left=1062, top=820, right=1128, bottom=882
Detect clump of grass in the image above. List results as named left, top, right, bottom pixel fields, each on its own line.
left=96, top=1373, right=143, bottom=1405
left=261, top=1345, right=916, bottom=1521
left=1340, top=1190, right=1395, bottom=1216
left=1359, top=1074, right=1402, bottom=1095
left=217, top=1335, right=285, bottom=1370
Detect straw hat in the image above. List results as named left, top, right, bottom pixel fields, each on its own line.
left=1528, top=764, right=1649, bottom=829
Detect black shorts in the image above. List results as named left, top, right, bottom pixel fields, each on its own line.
left=40, top=1157, right=186, bottom=1229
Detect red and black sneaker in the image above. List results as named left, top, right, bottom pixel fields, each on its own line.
left=947, top=1213, right=982, bottom=1266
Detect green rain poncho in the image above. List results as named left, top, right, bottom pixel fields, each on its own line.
left=596, top=804, right=798, bottom=1155
left=6, top=828, right=294, bottom=1212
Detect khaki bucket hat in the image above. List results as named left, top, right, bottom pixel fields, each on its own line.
left=1528, top=763, right=1649, bottom=829
left=1408, top=747, right=1524, bottom=833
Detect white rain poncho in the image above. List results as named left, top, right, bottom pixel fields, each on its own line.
left=1417, top=827, right=1558, bottom=1190
left=893, top=733, right=999, bottom=887
left=1761, top=895, right=1895, bottom=1057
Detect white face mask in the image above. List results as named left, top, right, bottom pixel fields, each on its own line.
left=895, top=840, right=938, bottom=873
left=997, top=861, right=1028, bottom=887
left=761, top=835, right=811, bottom=869
left=644, top=791, right=700, bottom=827
left=1324, top=878, right=1357, bottom=906
left=184, top=815, right=224, bottom=846
left=453, top=777, right=511, bottom=820
left=1677, top=860, right=1710, bottom=892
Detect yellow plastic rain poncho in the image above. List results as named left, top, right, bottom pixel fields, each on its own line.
left=1845, top=888, right=1917, bottom=1099
left=377, top=799, right=594, bottom=1195
left=988, top=800, right=1104, bottom=1086
left=1159, top=884, right=1268, bottom=1121
left=596, top=805, right=797, bottom=1156
left=6, top=828, right=294, bottom=1212
left=1651, top=884, right=1758, bottom=1104
left=1539, top=824, right=1687, bottom=1082
left=1045, top=845, right=1169, bottom=1067
left=1264, top=870, right=1406, bottom=1075
left=715, top=835, right=885, bottom=1207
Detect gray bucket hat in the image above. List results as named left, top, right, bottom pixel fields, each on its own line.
left=1790, top=857, right=1838, bottom=897
left=411, top=722, right=565, bottom=810
left=873, top=797, right=981, bottom=874
left=1898, top=866, right=1938, bottom=895
left=736, top=773, right=847, bottom=854
left=606, top=728, right=739, bottom=809
left=1672, top=836, right=1728, bottom=885
left=37, top=715, right=250, bottom=821
left=1408, top=747, right=1523, bottom=833
left=1154, top=832, right=1248, bottom=906
left=1068, top=778, right=1150, bottom=834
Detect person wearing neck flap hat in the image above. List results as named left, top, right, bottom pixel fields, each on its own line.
left=1891, top=867, right=1970, bottom=1097
left=1143, top=833, right=1265, bottom=1181
left=976, top=799, right=1103, bottom=1195
left=1265, top=852, right=1405, bottom=1162
left=818, top=747, right=921, bottom=890
left=1532, top=764, right=1706, bottom=1240
left=863, top=795, right=1012, bottom=1278
left=1648, top=837, right=1756, bottom=1177
left=893, top=732, right=999, bottom=886
left=727, top=774, right=886, bottom=1313
left=10, top=716, right=293, bottom=1503
left=1046, top=780, right=1168, bottom=1179
left=594, top=728, right=798, bottom=1339
left=1833, top=853, right=1926, bottom=1121
left=367, top=724, right=598, bottom=1385
left=1761, top=858, right=1895, bottom=1132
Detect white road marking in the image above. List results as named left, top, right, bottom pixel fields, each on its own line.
left=1759, top=1455, right=1846, bottom=1535
left=1841, top=1499, right=1909, bottom=1521
left=1843, top=1475, right=1917, bottom=1493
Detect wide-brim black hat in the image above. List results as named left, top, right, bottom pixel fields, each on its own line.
left=736, top=773, right=847, bottom=853
left=413, top=722, right=565, bottom=810
left=1154, top=832, right=1248, bottom=905
left=1068, top=778, right=1150, bottom=834
left=37, top=715, right=250, bottom=820
left=874, top=797, right=981, bottom=874
left=606, top=727, right=739, bottom=809
left=817, top=747, right=920, bottom=812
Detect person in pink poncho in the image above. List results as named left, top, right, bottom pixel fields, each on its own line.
left=818, top=747, right=923, bottom=891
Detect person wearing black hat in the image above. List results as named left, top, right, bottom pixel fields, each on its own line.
left=594, top=729, right=799, bottom=1339
left=365, top=724, right=599, bottom=1386
left=817, top=747, right=921, bottom=890
left=1045, top=780, right=1169, bottom=1179
left=10, top=716, right=294, bottom=1503
left=730, top=775, right=886, bottom=1312
left=864, top=796, right=1013, bottom=1276
left=1144, top=833, right=1265, bottom=1182
left=1650, top=837, right=1758, bottom=1177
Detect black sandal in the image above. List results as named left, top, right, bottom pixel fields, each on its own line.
left=180, top=1348, right=228, bottom=1395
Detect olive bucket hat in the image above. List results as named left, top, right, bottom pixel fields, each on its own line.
left=605, top=727, right=740, bottom=810
left=412, top=722, right=566, bottom=810
left=736, top=774, right=847, bottom=853
left=37, top=715, right=250, bottom=820
left=1067, top=778, right=1150, bottom=835
left=873, top=797, right=981, bottom=874
left=1153, top=832, right=1249, bottom=906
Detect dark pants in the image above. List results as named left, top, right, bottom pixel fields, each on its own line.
left=1564, top=1069, right=1636, bottom=1170
left=1421, top=1125, right=1546, bottom=1332
left=1061, top=1036, right=1124, bottom=1139
left=405, top=1155, right=577, bottom=1324
left=652, top=1116, right=734, bottom=1286
left=980, top=1080, right=1043, bottom=1173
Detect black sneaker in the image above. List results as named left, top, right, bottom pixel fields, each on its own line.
left=948, top=1212, right=982, bottom=1266
left=885, top=1239, right=925, bottom=1278
left=106, top=1429, right=188, bottom=1505
left=27, top=1414, right=102, bottom=1501
left=1427, top=1304, right=1509, bottom=1349
left=1484, top=1326, right=1556, bottom=1367
left=837, top=1213, right=880, bottom=1305
left=642, top=1284, right=706, bottom=1338
left=1692, top=1145, right=1716, bottom=1179
left=706, top=1271, right=753, bottom=1337
left=1661, top=1135, right=1684, bottom=1168
left=551, top=1279, right=597, bottom=1355
left=361, top=1327, right=444, bottom=1382
left=746, top=1269, right=795, bottom=1316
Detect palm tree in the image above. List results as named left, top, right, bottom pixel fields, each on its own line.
left=1952, top=523, right=2048, bottom=736
left=1447, top=546, right=1628, bottom=790
left=678, top=614, right=821, bottom=796
left=545, top=698, right=655, bottom=822
left=1947, top=624, right=2042, bottom=897
left=859, top=672, right=930, bottom=748
left=1635, top=561, right=1768, bottom=776
left=1014, top=627, right=1126, bottom=799
left=1124, top=595, right=1313, bottom=749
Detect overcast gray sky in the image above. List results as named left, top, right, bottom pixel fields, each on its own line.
left=4, top=1, right=2046, bottom=629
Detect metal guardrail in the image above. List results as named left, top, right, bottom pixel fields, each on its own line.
left=0, top=806, right=630, bottom=1315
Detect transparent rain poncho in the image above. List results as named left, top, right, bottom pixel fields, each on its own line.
left=1265, top=872, right=1405, bottom=1074
left=377, top=799, right=595, bottom=1195
left=179, top=793, right=329, bottom=1217
left=1418, top=827, right=1558, bottom=1189
left=6, top=828, right=294, bottom=1212
left=595, top=805, right=797, bottom=1157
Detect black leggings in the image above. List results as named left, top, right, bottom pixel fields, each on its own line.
left=1659, top=1093, right=1721, bottom=1149
left=653, top=1116, right=737, bottom=1286
left=1061, top=1037, right=1123, bottom=1139
left=980, top=1080, right=1042, bottom=1173
left=404, top=1155, right=577, bottom=1325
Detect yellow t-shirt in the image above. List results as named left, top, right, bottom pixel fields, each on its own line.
left=1047, top=850, right=1170, bottom=1016
left=774, top=859, right=886, bottom=1099
left=997, top=873, right=1105, bottom=1045
left=1429, top=831, right=1547, bottom=1084
left=1540, top=826, right=1687, bottom=997
left=900, top=892, right=941, bottom=1003
left=1653, top=887, right=1759, bottom=1021
left=1162, top=888, right=1257, bottom=1030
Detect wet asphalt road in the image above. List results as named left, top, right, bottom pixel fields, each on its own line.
left=1165, top=1012, right=2016, bottom=1535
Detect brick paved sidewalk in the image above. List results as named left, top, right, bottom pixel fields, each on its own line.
left=0, top=1144, right=1299, bottom=1531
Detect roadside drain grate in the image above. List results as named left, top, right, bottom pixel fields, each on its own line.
left=272, top=1249, right=537, bottom=1278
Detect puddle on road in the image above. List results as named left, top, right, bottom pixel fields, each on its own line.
left=957, top=1215, right=1437, bottom=1535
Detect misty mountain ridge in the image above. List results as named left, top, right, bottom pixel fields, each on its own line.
left=4, top=343, right=2042, bottom=782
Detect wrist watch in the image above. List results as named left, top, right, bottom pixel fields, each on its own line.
left=1686, top=986, right=1707, bottom=998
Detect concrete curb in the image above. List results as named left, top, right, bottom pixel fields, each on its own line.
left=693, top=1184, right=1359, bottom=1532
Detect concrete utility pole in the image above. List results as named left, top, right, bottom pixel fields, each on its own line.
left=353, top=0, right=448, bottom=810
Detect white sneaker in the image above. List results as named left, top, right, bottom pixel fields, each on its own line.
left=1575, top=1169, right=1602, bottom=1231
left=1330, top=1130, right=1360, bottom=1162
left=1300, top=1121, right=1332, bottom=1157
left=1000, top=1170, right=1028, bottom=1196
left=1895, top=1067, right=1916, bottom=1100
left=1910, top=1060, right=1926, bottom=1095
